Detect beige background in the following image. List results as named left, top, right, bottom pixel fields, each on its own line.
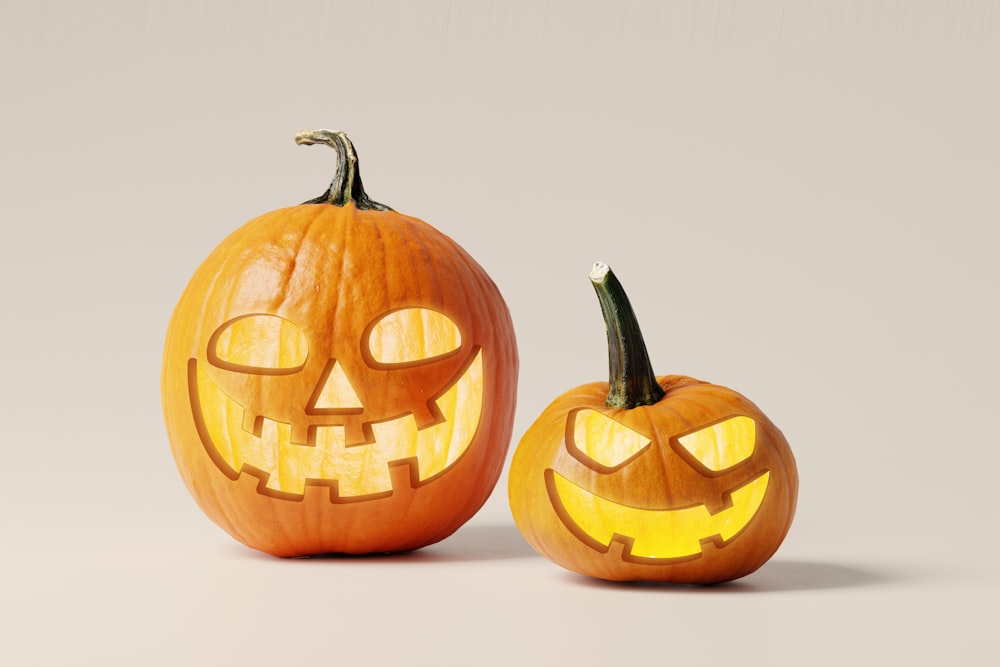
left=2, top=1, right=998, bottom=664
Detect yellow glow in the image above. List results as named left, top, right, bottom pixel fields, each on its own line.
left=310, top=362, right=363, bottom=410
left=551, top=470, right=770, bottom=559
left=196, top=350, right=483, bottom=497
left=211, top=314, right=308, bottom=370
left=677, top=416, right=756, bottom=472
left=369, top=308, right=462, bottom=364
left=572, top=409, right=651, bottom=469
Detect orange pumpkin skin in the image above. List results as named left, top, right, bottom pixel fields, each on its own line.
left=509, top=375, right=797, bottom=583
left=162, top=132, right=517, bottom=557
left=508, top=263, right=796, bottom=583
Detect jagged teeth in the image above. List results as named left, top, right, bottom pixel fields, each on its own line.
left=195, top=350, right=485, bottom=499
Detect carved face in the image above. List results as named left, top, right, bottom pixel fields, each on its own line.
left=192, top=306, right=483, bottom=498
left=509, top=376, right=798, bottom=583
left=550, top=409, right=768, bottom=561
left=163, top=204, right=518, bottom=557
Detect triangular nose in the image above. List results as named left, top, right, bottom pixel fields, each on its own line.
left=310, top=360, right=363, bottom=410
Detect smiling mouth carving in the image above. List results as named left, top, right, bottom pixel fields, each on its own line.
left=546, top=469, right=770, bottom=561
left=188, top=350, right=483, bottom=501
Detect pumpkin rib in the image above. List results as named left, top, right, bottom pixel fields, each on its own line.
left=651, top=384, right=702, bottom=429
left=330, top=206, right=353, bottom=350
left=366, top=212, right=393, bottom=321
left=401, top=214, right=446, bottom=310
left=276, top=211, right=319, bottom=316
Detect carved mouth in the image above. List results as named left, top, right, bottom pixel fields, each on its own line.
left=188, top=350, right=483, bottom=501
left=546, top=469, right=769, bottom=561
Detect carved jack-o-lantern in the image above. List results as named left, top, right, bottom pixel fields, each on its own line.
left=163, top=130, right=518, bottom=557
left=509, top=263, right=797, bottom=583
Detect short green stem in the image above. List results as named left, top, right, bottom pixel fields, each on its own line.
left=294, top=129, right=391, bottom=211
left=590, top=262, right=665, bottom=409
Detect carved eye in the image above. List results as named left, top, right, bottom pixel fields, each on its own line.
left=676, top=416, right=756, bottom=472
left=367, top=308, right=462, bottom=366
left=208, top=314, right=308, bottom=374
left=568, top=409, right=651, bottom=471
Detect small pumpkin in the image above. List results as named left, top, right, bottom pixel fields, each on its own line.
left=508, top=262, right=797, bottom=583
left=162, top=130, right=518, bottom=557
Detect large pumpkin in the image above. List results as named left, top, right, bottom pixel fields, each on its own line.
left=509, top=263, right=796, bottom=583
left=162, top=130, right=518, bottom=557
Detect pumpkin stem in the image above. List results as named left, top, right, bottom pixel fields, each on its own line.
left=590, top=262, right=665, bottom=409
left=294, top=129, right=392, bottom=211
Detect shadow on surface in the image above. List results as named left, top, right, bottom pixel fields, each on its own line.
left=567, top=559, right=896, bottom=593
left=228, top=523, right=539, bottom=563
left=418, top=523, right=539, bottom=562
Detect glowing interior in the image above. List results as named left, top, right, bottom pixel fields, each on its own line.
left=310, top=362, right=363, bottom=410
left=572, top=409, right=651, bottom=469
left=194, top=350, right=483, bottom=497
left=551, top=470, right=770, bottom=559
left=369, top=308, right=462, bottom=364
left=676, top=416, right=756, bottom=472
left=212, top=314, right=309, bottom=371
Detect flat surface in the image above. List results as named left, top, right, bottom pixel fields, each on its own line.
left=4, top=521, right=994, bottom=665
left=2, top=2, right=998, bottom=665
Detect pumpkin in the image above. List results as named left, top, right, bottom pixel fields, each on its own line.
left=162, top=130, right=518, bottom=557
left=508, top=262, right=797, bottom=583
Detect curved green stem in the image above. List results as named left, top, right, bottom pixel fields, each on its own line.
left=590, top=262, right=665, bottom=409
left=294, top=129, right=392, bottom=211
